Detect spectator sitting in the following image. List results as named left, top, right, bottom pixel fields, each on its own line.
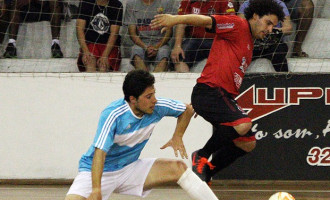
left=238, top=0, right=293, bottom=72
left=284, top=0, right=314, bottom=57
left=3, top=0, right=63, bottom=58
left=76, top=0, right=123, bottom=72
left=172, top=0, right=236, bottom=72
left=125, top=0, right=175, bottom=72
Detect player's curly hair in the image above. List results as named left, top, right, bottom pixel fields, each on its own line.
left=123, top=70, right=155, bottom=102
left=244, top=0, right=285, bottom=22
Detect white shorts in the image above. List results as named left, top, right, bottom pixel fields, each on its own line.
left=67, top=158, right=157, bottom=200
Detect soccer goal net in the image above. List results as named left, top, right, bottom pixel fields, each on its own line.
left=0, top=0, right=329, bottom=77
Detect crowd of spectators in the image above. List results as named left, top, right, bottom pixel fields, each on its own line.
left=0, top=0, right=318, bottom=72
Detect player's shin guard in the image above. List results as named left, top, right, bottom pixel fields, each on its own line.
left=209, top=141, right=247, bottom=176
left=177, top=168, right=219, bottom=200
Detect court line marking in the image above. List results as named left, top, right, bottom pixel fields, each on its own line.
left=0, top=187, right=329, bottom=193
left=210, top=189, right=330, bottom=193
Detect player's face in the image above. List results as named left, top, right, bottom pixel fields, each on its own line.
left=133, top=85, right=157, bottom=117
left=253, top=14, right=279, bottom=39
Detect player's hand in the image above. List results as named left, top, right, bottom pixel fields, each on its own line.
left=146, top=45, right=157, bottom=58
left=87, top=191, right=102, bottom=200
left=160, top=135, right=188, bottom=159
left=171, top=46, right=185, bottom=63
left=82, top=52, right=94, bottom=65
left=151, top=14, right=176, bottom=34
left=97, top=56, right=109, bottom=71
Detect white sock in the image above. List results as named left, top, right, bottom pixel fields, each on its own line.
left=52, top=39, right=60, bottom=46
left=177, top=168, right=218, bottom=200
left=8, top=39, right=16, bottom=47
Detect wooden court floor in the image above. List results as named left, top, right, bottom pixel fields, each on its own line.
left=0, top=180, right=329, bottom=200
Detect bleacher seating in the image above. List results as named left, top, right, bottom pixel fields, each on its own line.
left=0, top=0, right=329, bottom=73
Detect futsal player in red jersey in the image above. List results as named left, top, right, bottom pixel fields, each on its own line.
left=151, top=0, right=285, bottom=185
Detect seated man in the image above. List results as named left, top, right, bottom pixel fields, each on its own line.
left=284, top=0, right=314, bottom=57
left=172, top=0, right=235, bottom=72
left=76, top=0, right=123, bottom=72
left=125, top=0, right=175, bottom=72
left=3, top=0, right=63, bottom=58
left=238, top=0, right=293, bottom=72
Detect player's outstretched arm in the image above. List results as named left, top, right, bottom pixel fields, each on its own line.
left=160, top=104, right=195, bottom=159
left=87, top=148, right=106, bottom=200
left=151, top=14, right=212, bottom=32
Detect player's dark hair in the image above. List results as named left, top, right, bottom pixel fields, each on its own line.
left=244, top=0, right=285, bottom=22
left=123, top=70, right=155, bottom=102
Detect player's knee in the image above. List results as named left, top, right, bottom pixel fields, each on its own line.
left=234, top=122, right=252, bottom=136
left=170, top=160, right=187, bottom=179
left=234, top=140, right=256, bottom=152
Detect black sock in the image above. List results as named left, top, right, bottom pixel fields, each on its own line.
left=198, top=125, right=241, bottom=158
left=209, top=141, right=247, bottom=176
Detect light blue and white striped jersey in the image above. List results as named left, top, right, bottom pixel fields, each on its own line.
left=79, top=97, right=186, bottom=172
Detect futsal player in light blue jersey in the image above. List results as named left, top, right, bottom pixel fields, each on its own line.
left=65, top=70, right=219, bottom=200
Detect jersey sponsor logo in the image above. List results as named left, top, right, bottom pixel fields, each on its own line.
left=137, top=18, right=152, bottom=25
left=234, top=72, right=243, bottom=89
left=90, top=13, right=110, bottom=35
left=239, top=57, right=248, bottom=73
left=226, top=8, right=235, bottom=13
left=157, top=7, right=164, bottom=14
left=236, top=85, right=329, bottom=121
left=192, top=7, right=200, bottom=14
left=137, top=18, right=160, bottom=31
left=217, top=23, right=234, bottom=29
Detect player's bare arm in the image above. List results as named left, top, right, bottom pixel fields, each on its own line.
left=171, top=24, right=186, bottom=63
left=128, top=24, right=148, bottom=50
left=160, top=104, right=195, bottom=159
left=151, top=14, right=212, bottom=32
left=97, top=25, right=120, bottom=70
left=76, top=19, right=93, bottom=64
left=87, top=148, right=106, bottom=200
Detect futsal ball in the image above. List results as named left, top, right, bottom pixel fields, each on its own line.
left=269, top=192, right=295, bottom=200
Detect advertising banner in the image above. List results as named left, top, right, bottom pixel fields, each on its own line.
left=215, top=74, right=330, bottom=180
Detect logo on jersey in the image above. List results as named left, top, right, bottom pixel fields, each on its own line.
left=234, top=72, right=243, bottom=89
left=157, top=7, right=164, bottom=14
left=125, top=124, right=131, bottom=130
left=217, top=23, right=234, bottom=29
left=91, top=13, right=110, bottom=35
left=192, top=7, right=200, bottom=14
left=239, top=57, right=248, bottom=73
left=208, top=8, right=216, bottom=15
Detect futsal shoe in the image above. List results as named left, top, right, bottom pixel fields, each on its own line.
left=191, top=150, right=215, bottom=183
left=3, top=43, right=17, bottom=58
left=51, top=43, right=64, bottom=58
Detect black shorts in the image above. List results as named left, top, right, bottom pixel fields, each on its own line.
left=191, top=83, right=251, bottom=127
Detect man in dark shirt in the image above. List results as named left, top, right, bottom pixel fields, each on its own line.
left=76, top=0, right=123, bottom=72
